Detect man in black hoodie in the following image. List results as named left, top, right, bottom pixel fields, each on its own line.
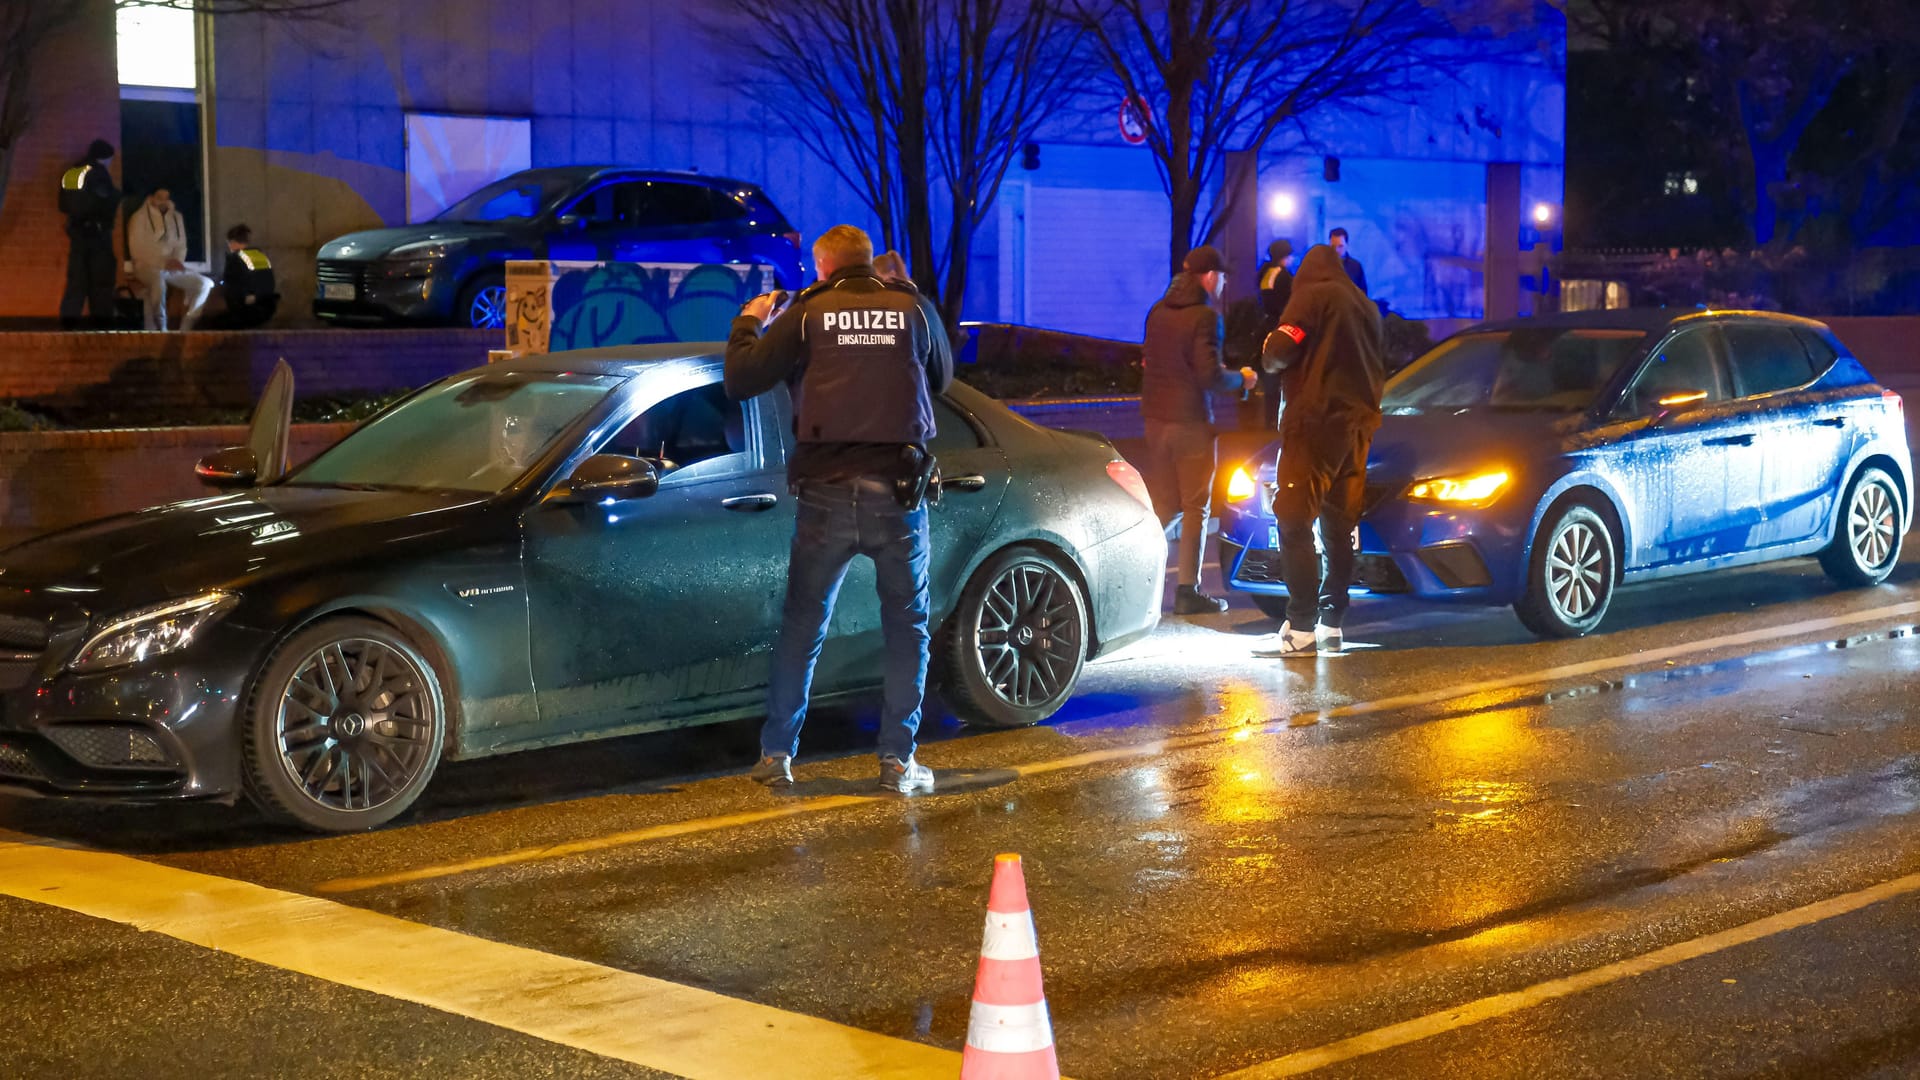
left=1141, top=245, right=1256, bottom=615
left=1251, top=244, right=1386, bottom=657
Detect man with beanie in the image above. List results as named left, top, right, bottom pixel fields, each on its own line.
left=1251, top=244, right=1387, bottom=657
left=58, top=139, right=120, bottom=328
left=1141, top=245, right=1256, bottom=615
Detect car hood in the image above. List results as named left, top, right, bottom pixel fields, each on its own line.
left=1248, top=409, right=1579, bottom=483
left=0, top=486, right=492, bottom=608
left=317, top=222, right=513, bottom=261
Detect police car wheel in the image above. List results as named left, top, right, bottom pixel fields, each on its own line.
left=941, top=548, right=1087, bottom=729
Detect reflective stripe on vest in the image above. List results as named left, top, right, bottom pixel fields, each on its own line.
left=61, top=165, right=91, bottom=191
left=239, top=248, right=271, bottom=271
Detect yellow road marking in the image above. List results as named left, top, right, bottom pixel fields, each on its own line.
left=1215, top=869, right=1920, bottom=1078
left=317, top=597, right=1920, bottom=895
left=0, top=838, right=956, bottom=1080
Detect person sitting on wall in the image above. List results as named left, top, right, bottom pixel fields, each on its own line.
left=202, top=224, right=279, bottom=329
left=127, top=187, right=212, bottom=331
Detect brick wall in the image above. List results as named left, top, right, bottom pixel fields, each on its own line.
left=0, top=328, right=497, bottom=414
left=0, top=0, right=121, bottom=320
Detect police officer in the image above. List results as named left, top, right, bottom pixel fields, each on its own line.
left=58, top=139, right=120, bottom=328
left=205, top=224, right=279, bottom=329
left=724, top=225, right=954, bottom=795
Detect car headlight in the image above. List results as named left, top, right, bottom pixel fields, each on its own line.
left=1227, top=466, right=1257, bottom=500
left=1406, top=469, right=1511, bottom=506
left=69, top=592, right=238, bottom=673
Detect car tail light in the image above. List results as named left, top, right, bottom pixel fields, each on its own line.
left=1106, top=460, right=1154, bottom=511
left=1884, top=388, right=1903, bottom=416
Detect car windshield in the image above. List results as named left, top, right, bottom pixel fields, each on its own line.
left=287, top=372, right=623, bottom=494
left=1383, top=328, right=1653, bottom=413
left=436, top=174, right=578, bottom=223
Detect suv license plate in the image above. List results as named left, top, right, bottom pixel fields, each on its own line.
left=321, top=283, right=355, bottom=301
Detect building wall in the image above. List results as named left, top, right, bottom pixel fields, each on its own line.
left=0, top=0, right=123, bottom=321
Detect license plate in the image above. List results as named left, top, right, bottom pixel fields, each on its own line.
left=321, top=282, right=356, bottom=301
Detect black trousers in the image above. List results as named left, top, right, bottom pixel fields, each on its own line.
left=60, top=232, right=116, bottom=326
left=1271, top=419, right=1371, bottom=628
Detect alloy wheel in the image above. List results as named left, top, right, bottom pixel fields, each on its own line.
left=275, top=637, right=438, bottom=814
left=1547, top=519, right=1607, bottom=623
left=469, top=285, right=507, bottom=329
left=974, top=563, right=1082, bottom=708
left=1848, top=478, right=1897, bottom=571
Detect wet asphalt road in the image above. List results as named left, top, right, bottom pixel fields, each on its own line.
left=4, top=536, right=1920, bottom=1079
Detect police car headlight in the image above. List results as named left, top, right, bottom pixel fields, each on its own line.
left=1406, top=469, right=1511, bottom=507
left=1227, top=466, right=1257, bottom=500
left=69, top=592, right=237, bottom=673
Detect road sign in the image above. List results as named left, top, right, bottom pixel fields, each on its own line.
left=1119, top=95, right=1151, bottom=145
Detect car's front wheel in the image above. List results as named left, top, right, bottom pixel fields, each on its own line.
left=1819, top=466, right=1903, bottom=587
left=241, top=616, right=447, bottom=832
left=458, top=272, right=507, bottom=330
left=940, top=548, right=1088, bottom=728
left=1514, top=503, right=1616, bottom=638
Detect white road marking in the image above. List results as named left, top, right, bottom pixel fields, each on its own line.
left=0, top=837, right=957, bottom=1080
left=1215, top=869, right=1920, bottom=1078
left=315, top=597, right=1920, bottom=894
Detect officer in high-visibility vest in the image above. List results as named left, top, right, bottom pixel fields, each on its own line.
left=58, top=140, right=120, bottom=328
left=207, top=223, right=279, bottom=329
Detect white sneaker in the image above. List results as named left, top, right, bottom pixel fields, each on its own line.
left=1316, top=625, right=1343, bottom=653
left=1251, top=622, right=1317, bottom=658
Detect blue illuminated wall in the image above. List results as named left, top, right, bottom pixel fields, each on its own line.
left=206, top=1, right=1563, bottom=332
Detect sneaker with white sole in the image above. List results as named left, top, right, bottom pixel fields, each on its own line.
left=1251, top=622, right=1317, bottom=658
left=1316, top=624, right=1343, bottom=653
left=879, top=755, right=936, bottom=795
left=749, top=753, right=793, bottom=787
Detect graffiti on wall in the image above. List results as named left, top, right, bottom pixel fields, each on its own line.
left=503, top=260, right=781, bottom=357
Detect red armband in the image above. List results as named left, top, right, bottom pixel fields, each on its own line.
left=1276, top=323, right=1306, bottom=345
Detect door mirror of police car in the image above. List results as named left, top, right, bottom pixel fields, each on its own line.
left=557, top=214, right=582, bottom=231
left=195, top=446, right=259, bottom=489
left=548, top=454, right=659, bottom=505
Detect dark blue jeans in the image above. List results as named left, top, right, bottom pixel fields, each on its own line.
left=763, top=477, right=931, bottom=763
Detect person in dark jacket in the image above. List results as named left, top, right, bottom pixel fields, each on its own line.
left=1254, top=239, right=1295, bottom=429
left=204, top=224, right=279, bottom=329
left=1251, top=243, right=1386, bottom=657
left=1141, top=245, right=1256, bottom=615
left=58, top=139, right=120, bottom=329
left=724, top=224, right=954, bottom=795
left=1330, top=227, right=1368, bottom=295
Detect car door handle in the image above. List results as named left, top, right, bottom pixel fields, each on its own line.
left=942, top=474, right=988, bottom=493
left=721, top=494, right=779, bottom=512
left=1704, top=433, right=1755, bottom=446
left=1814, top=417, right=1846, bottom=427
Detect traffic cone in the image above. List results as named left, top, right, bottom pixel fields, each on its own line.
left=961, top=853, right=1060, bottom=1080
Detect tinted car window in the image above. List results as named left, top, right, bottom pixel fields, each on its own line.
left=1793, top=328, right=1840, bottom=377
left=438, top=175, right=575, bottom=223
left=635, top=182, right=718, bottom=228
left=1625, top=327, right=1728, bottom=415
left=1383, top=328, right=1649, bottom=412
left=706, top=189, right=749, bottom=223
left=601, top=381, right=747, bottom=476
left=928, top=397, right=982, bottom=453
left=291, top=373, right=621, bottom=494
left=1723, top=324, right=1815, bottom=397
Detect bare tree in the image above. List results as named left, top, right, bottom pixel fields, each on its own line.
left=0, top=0, right=347, bottom=222
left=715, top=0, right=1089, bottom=327
left=1069, top=0, right=1546, bottom=272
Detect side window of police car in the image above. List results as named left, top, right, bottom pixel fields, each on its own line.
left=599, top=382, right=750, bottom=482
left=1624, top=328, right=1728, bottom=417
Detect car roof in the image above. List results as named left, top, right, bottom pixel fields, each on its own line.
left=487, top=343, right=726, bottom=378
left=1464, top=308, right=1831, bottom=336
left=504, top=165, right=761, bottom=192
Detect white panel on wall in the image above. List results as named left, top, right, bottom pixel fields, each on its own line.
left=405, top=113, right=533, bottom=223
left=1020, top=187, right=1171, bottom=341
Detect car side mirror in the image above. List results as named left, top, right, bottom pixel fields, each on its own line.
left=557, top=213, right=582, bottom=231
left=548, top=454, right=658, bottom=505
left=195, top=446, right=258, bottom=488
left=1646, top=388, right=1708, bottom=426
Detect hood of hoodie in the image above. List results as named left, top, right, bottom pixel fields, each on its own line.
left=1160, top=272, right=1212, bottom=309
left=1293, top=244, right=1349, bottom=290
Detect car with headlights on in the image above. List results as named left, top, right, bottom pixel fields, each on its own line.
left=0, top=351, right=1163, bottom=831
left=313, top=166, right=808, bottom=329
left=1218, top=310, right=1911, bottom=637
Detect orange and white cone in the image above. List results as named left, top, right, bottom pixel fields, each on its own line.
left=960, top=853, right=1060, bottom=1080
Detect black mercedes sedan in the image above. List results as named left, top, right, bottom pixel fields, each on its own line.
left=0, top=351, right=1164, bottom=831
